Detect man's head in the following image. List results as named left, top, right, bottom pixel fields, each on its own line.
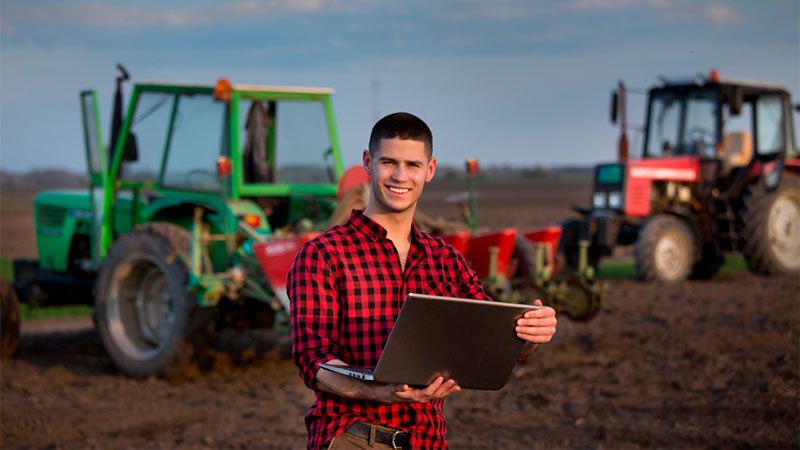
left=362, top=112, right=437, bottom=217
left=368, top=112, right=433, bottom=159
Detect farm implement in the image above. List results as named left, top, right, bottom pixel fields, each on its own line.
left=0, top=66, right=601, bottom=376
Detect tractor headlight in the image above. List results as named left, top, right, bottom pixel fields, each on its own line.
left=592, top=192, right=607, bottom=209
left=608, top=191, right=623, bottom=209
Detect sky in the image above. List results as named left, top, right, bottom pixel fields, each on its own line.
left=1, top=0, right=798, bottom=173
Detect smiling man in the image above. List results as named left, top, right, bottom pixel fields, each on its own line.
left=288, top=112, right=557, bottom=449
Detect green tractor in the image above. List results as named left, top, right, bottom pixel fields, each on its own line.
left=2, top=65, right=365, bottom=375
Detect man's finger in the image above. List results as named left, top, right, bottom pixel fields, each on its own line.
left=517, top=330, right=555, bottom=343
left=422, top=376, right=445, bottom=395
left=431, top=379, right=459, bottom=398
left=517, top=315, right=557, bottom=326
left=523, top=307, right=556, bottom=319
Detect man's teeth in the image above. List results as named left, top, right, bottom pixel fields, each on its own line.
left=388, top=187, right=409, bottom=194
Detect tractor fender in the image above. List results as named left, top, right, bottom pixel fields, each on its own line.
left=142, top=197, right=268, bottom=234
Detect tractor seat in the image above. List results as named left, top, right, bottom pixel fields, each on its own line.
left=719, top=131, right=753, bottom=175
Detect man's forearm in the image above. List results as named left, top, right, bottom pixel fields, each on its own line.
left=314, top=360, right=392, bottom=403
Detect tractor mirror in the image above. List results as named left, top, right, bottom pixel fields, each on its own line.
left=122, top=132, right=139, bottom=162
left=610, top=91, right=619, bottom=124
left=729, top=87, right=743, bottom=116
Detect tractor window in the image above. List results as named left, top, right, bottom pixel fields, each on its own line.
left=162, top=93, right=228, bottom=191
left=682, top=91, right=717, bottom=157
left=755, top=95, right=784, bottom=155
left=240, top=100, right=333, bottom=184
left=122, top=92, right=173, bottom=182
left=646, top=92, right=680, bottom=157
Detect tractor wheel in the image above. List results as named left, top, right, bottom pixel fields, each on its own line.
left=741, top=178, right=800, bottom=275
left=635, top=214, right=695, bottom=283
left=95, top=223, right=213, bottom=378
left=1, top=277, right=21, bottom=358
left=555, top=276, right=602, bottom=321
left=690, top=244, right=723, bottom=279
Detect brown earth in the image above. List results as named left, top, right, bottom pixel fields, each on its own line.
left=1, top=181, right=799, bottom=449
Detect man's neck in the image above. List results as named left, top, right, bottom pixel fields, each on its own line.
left=363, top=204, right=415, bottom=246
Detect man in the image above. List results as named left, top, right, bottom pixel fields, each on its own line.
left=288, top=112, right=557, bottom=449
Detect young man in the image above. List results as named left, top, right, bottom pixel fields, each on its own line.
left=288, top=112, right=557, bottom=449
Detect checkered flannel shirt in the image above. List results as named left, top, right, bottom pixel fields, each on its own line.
left=288, top=210, right=490, bottom=449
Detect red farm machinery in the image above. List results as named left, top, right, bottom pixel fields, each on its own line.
left=563, top=70, right=799, bottom=283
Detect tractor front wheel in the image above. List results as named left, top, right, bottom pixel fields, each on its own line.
left=741, top=178, right=800, bottom=276
left=1, top=277, right=21, bottom=358
left=95, top=223, right=213, bottom=378
left=635, top=214, right=695, bottom=283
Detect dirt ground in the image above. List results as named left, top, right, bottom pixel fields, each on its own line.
left=1, top=181, right=799, bottom=449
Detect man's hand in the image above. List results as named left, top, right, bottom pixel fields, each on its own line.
left=383, top=376, right=460, bottom=404
left=516, top=299, right=557, bottom=344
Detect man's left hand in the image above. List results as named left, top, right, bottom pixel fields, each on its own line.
left=515, top=299, right=557, bottom=344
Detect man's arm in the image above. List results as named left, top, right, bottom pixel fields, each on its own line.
left=288, top=242, right=342, bottom=389
left=316, top=359, right=461, bottom=404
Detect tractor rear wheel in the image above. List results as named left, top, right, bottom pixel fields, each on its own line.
left=1, top=277, right=21, bottom=358
left=635, top=214, right=695, bottom=283
left=95, top=223, right=213, bottom=378
left=741, top=178, right=800, bottom=275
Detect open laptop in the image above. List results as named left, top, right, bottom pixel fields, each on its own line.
left=319, top=293, right=539, bottom=390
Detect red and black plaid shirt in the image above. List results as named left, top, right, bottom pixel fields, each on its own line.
left=288, top=210, right=489, bottom=449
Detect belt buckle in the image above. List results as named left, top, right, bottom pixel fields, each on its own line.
left=390, top=430, right=402, bottom=449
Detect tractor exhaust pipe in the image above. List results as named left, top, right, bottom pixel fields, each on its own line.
left=611, top=80, right=629, bottom=162
left=110, top=64, right=130, bottom=167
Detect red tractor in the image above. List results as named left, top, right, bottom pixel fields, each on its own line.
left=565, top=70, right=800, bottom=282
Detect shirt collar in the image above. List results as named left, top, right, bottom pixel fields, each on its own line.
left=346, top=209, right=428, bottom=249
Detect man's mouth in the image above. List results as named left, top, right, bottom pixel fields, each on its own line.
left=387, top=186, right=410, bottom=194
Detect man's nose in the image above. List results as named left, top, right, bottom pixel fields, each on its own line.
left=392, top=164, right=408, bottom=181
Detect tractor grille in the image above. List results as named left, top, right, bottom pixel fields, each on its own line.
left=37, top=205, right=67, bottom=228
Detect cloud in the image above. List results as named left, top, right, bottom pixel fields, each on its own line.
left=570, top=0, right=745, bottom=24
left=702, top=3, right=744, bottom=24
left=1, top=0, right=370, bottom=32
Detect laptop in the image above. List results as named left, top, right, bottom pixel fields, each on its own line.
left=319, top=293, right=539, bottom=390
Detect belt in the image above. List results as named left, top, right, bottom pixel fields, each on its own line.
left=345, top=422, right=410, bottom=449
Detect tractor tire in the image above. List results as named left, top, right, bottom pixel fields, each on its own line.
left=95, top=223, right=213, bottom=378
left=1, top=277, right=21, bottom=358
left=690, top=244, right=723, bottom=280
left=635, top=214, right=695, bottom=283
left=741, top=178, right=800, bottom=276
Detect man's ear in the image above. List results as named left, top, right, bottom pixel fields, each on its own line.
left=426, top=156, right=437, bottom=182
left=362, top=149, right=372, bottom=175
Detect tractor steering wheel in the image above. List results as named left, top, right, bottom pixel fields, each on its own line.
left=687, top=126, right=715, bottom=157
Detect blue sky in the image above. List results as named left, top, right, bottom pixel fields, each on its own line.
left=1, top=0, right=798, bottom=173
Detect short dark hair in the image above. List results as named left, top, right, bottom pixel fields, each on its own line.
left=368, top=112, right=433, bottom=157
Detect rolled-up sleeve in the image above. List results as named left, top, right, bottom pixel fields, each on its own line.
left=287, top=241, right=340, bottom=389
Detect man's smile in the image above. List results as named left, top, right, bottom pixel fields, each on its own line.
left=387, top=186, right=410, bottom=194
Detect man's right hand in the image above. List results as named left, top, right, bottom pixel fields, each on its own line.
left=381, top=377, right=461, bottom=404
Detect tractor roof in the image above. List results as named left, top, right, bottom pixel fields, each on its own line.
left=657, top=72, right=789, bottom=96
left=136, top=81, right=335, bottom=95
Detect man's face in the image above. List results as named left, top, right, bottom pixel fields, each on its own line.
left=363, top=137, right=437, bottom=215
